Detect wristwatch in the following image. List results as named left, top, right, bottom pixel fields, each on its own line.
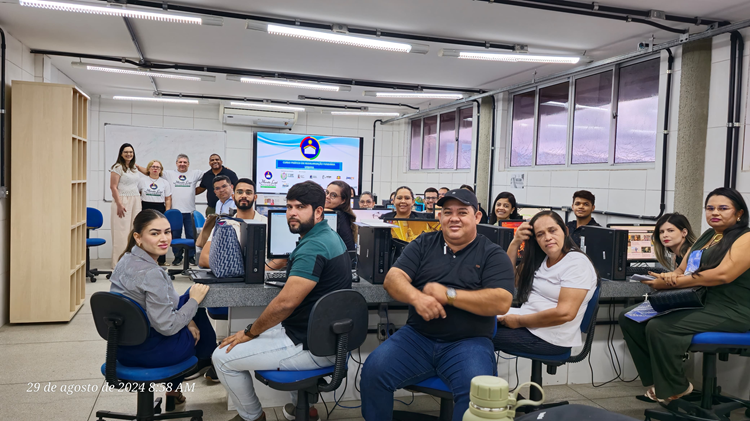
left=446, top=287, right=457, bottom=306
left=244, top=323, right=258, bottom=339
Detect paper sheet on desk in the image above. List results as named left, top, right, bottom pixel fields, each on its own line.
left=624, top=301, right=658, bottom=323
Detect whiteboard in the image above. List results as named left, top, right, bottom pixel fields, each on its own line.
left=103, top=124, right=226, bottom=202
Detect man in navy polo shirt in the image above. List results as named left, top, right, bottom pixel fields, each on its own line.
left=361, top=189, right=515, bottom=421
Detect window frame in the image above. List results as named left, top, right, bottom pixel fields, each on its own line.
left=408, top=105, right=475, bottom=172
left=505, top=54, right=661, bottom=170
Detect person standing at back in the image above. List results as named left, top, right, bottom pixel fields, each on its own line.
left=197, top=154, right=238, bottom=216
left=163, top=154, right=204, bottom=267
left=137, top=160, right=173, bottom=266
left=110, top=143, right=142, bottom=268
left=566, top=190, right=600, bottom=247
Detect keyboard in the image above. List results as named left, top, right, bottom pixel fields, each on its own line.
left=265, top=270, right=359, bottom=283
left=626, top=266, right=668, bottom=277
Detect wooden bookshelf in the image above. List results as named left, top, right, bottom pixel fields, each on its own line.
left=10, top=81, right=89, bottom=323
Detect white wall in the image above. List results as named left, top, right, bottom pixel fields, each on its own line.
left=0, top=27, right=78, bottom=327
left=85, top=100, right=397, bottom=260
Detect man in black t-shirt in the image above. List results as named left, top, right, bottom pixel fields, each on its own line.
left=566, top=190, right=600, bottom=246
left=360, top=189, right=515, bottom=421
left=196, top=154, right=238, bottom=216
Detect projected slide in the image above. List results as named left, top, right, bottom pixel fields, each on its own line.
left=254, top=132, right=362, bottom=195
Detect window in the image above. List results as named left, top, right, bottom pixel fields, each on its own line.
left=409, top=107, right=474, bottom=170
left=572, top=71, right=613, bottom=164
left=508, top=57, right=660, bottom=167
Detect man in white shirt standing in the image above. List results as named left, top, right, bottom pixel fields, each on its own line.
left=163, top=154, right=204, bottom=267
left=213, top=175, right=236, bottom=215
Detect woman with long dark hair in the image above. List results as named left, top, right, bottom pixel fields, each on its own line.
left=110, top=210, right=217, bottom=404
left=489, top=192, right=521, bottom=225
left=109, top=143, right=143, bottom=268
left=325, top=180, right=357, bottom=250
left=619, top=187, right=750, bottom=403
left=652, top=213, right=697, bottom=271
left=493, top=211, right=598, bottom=355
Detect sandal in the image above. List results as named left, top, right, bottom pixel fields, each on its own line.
left=165, top=391, right=186, bottom=411
left=663, top=383, right=694, bottom=404
left=644, top=386, right=659, bottom=402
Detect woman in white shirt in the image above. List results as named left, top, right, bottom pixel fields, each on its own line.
left=138, top=160, right=173, bottom=265
left=494, top=210, right=598, bottom=355
left=110, top=143, right=142, bottom=268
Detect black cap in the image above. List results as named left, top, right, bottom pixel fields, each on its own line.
left=436, top=189, right=479, bottom=210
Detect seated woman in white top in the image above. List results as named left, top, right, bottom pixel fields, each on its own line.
left=493, top=210, right=598, bottom=355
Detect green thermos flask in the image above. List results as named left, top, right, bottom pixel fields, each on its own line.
left=463, top=376, right=545, bottom=421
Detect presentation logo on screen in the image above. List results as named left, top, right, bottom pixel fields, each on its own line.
left=300, top=137, right=321, bottom=160
left=281, top=172, right=288, bottom=180
left=264, top=171, right=273, bottom=180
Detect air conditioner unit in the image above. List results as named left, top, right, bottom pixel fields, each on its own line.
left=220, top=104, right=297, bottom=128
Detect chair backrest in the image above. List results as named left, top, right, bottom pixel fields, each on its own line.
left=164, top=209, right=184, bottom=233
left=90, top=292, right=150, bottom=346
left=568, top=283, right=601, bottom=363
left=87, top=207, right=104, bottom=229
left=193, top=210, right=206, bottom=229
left=307, top=289, right=368, bottom=357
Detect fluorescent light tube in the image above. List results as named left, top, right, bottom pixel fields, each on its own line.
left=330, top=111, right=400, bottom=116
left=226, top=75, right=351, bottom=92
left=440, top=49, right=581, bottom=64
left=113, top=96, right=200, bottom=104
left=229, top=102, right=305, bottom=112
left=71, top=62, right=215, bottom=81
left=364, top=91, right=464, bottom=99
left=20, top=0, right=223, bottom=26
left=247, top=21, right=428, bottom=54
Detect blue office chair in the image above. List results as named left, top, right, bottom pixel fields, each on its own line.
left=254, top=290, right=368, bottom=421
left=508, top=284, right=602, bottom=412
left=164, top=209, right=195, bottom=280
left=644, top=331, right=750, bottom=421
left=90, top=292, right=203, bottom=421
left=193, top=211, right=205, bottom=234
left=86, top=207, right=112, bottom=282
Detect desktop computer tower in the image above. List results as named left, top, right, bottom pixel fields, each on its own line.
left=579, top=225, right=627, bottom=280
left=357, top=225, right=393, bottom=284
left=477, top=224, right=515, bottom=252
left=242, top=221, right=266, bottom=284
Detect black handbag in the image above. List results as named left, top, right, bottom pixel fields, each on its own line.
left=648, top=286, right=707, bottom=313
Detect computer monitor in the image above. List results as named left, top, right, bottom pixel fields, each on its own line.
left=608, top=224, right=657, bottom=262
left=353, top=209, right=388, bottom=221
left=256, top=204, right=287, bottom=217
left=266, top=210, right=338, bottom=258
left=477, top=224, right=515, bottom=252
left=580, top=225, right=628, bottom=280
left=500, top=220, right=526, bottom=257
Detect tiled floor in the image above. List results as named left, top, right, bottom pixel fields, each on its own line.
left=0, top=258, right=671, bottom=421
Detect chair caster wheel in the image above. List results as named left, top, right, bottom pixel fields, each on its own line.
left=106, top=274, right=111, bottom=279
left=91, top=278, right=97, bottom=283
left=191, top=417, right=202, bottom=421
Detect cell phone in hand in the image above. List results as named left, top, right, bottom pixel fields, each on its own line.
left=631, top=274, right=656, bottom=282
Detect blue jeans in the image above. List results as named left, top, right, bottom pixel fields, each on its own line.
left=172, top=212, right=195, bottom=259
left=361, top=325, right=497, bottom=421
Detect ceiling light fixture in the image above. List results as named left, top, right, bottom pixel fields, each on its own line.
left=363, top=91, right=465, bottom=99
left=229, top=102, right=305, bottom=112
left=247, top=21, right=429, bottom=54
left=71, top=62, right=215, bottom=81
left=113, top=96, right=200, bottom=104
left=439, top=49, right=581, bottom=64
left=330, top=111, right=400, bottom=116
left=226, top=75, right=350, bottom=92
left=20, top=0, right=223, bottom=26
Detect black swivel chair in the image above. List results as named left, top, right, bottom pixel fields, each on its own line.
left=90, top=292, right=203, bottom=421
left=254, top=290, right=368, bottom=421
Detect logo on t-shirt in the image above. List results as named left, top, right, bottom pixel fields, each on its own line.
left=149, top=183, right=158, bottom=191
left=264, top=171, right=273, bottom=180
left=178, top=175, right=187, bottom=182
left=300, top=137, right=321, bottom=160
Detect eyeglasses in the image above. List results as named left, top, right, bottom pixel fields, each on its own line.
left=325, top=191, right=339, bottom=199
left=705, top=206, right=734, bottom=212
left=235, top=189, right=255, bottom=195
left=150, top=166, right=162, bottom=170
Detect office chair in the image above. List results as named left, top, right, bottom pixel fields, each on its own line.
left=90, top=292, right=203, bottom=421
left=192, top=211, right=205, bottom=235
left=86, top=207, right=112, bottom=282
left=164, top=210, right=195, bottom=280
left=644, top=331, right=750, bottom=421
left=254, top=290, right=368, bottom=421
left=508, top=284, right=601, bottom=413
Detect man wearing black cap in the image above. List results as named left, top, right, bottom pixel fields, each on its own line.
left=360, top=189, right=516, bottom=421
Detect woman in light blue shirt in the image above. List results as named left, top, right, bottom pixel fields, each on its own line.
left=110, top=209, right=216, bottom=404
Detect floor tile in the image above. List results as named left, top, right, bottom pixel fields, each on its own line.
left=0, top=378, right=102, bottom=421
left=593, top=395, right=661, bottom=419
left=0, top=310, right=101, bottom=344
left=528, top=384, right=586, bottom=404
left=569, top=381, right=647, bottom=400
left=0, top=340, right=106, bottom=385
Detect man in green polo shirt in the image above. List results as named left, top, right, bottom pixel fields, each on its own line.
left=212, top=181, right=352, bottom=421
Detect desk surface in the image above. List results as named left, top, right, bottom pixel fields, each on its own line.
left=197, top=278, right=652, bottom=308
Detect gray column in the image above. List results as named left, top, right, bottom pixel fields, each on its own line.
left=475, top=97, right=494, bottom=209
left=674, top=38, right=712, bottom=230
